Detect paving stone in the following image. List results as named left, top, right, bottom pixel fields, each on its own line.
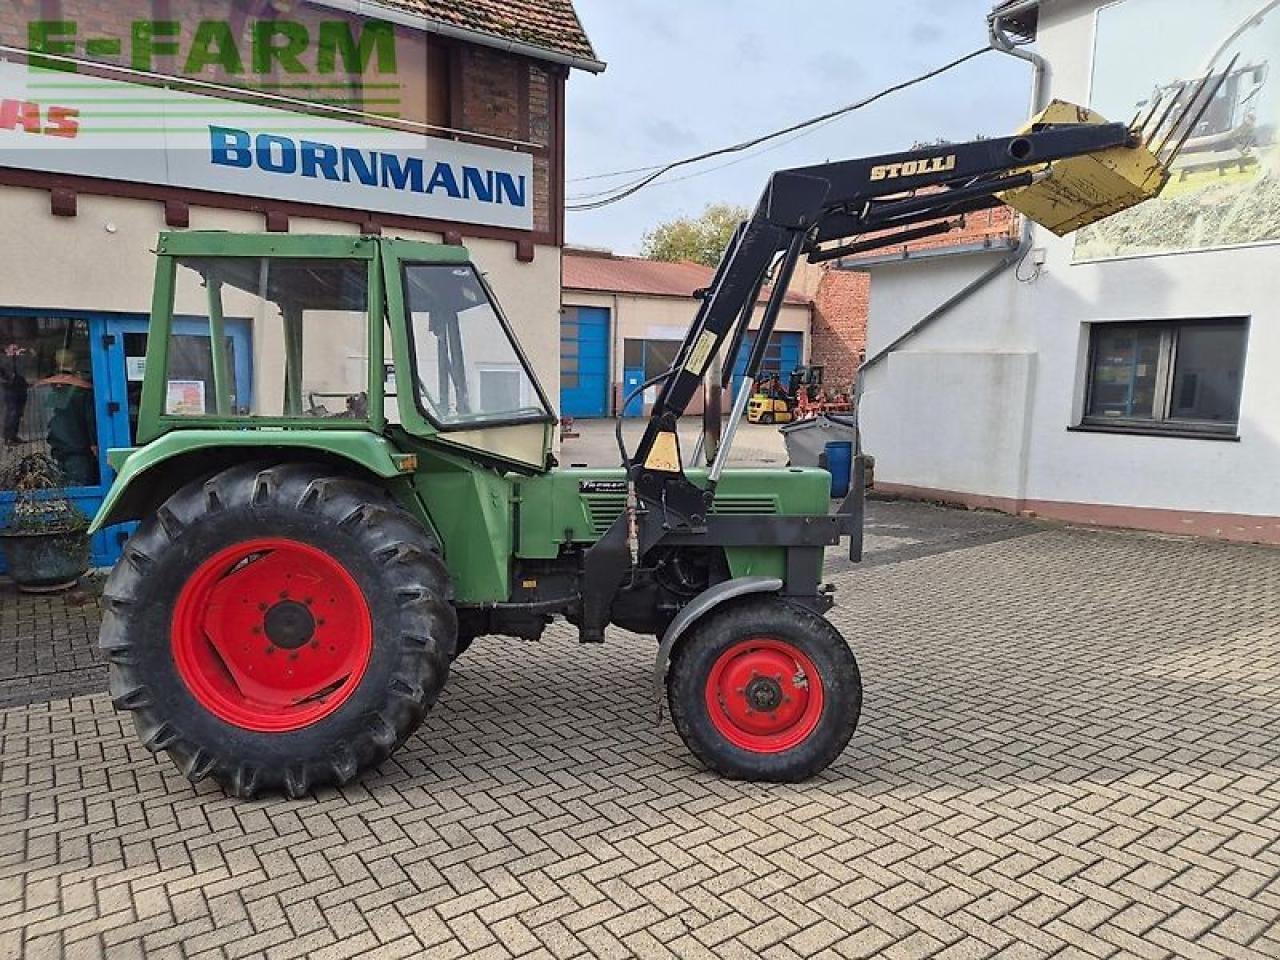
left=1, top=506, right=1278, bottom=959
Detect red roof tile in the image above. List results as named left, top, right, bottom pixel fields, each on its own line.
left=563, top=252, right=810, bottom=305
left=365, top=0, right=600, bottom=67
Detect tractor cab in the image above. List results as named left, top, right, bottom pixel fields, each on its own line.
left=133, top=232, right=556, bottom=473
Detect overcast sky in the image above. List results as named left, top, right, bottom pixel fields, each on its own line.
left=563, top=0, right=1032, bottom=253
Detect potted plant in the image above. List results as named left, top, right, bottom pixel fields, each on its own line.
left=0, top=453, right=90, bottom=592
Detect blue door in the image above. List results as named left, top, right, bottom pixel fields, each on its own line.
left=622, top=367, right=646, bottom=417
left=93, top=316, right=252, bottom=563
left=108, top=315, right=254, bottom=443
left=560, top=306, right=610, bottom=417
left=731, top=331, right=804, bottom=401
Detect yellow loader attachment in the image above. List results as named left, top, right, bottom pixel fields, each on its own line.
left=998, top=59, right=1238, bottom=236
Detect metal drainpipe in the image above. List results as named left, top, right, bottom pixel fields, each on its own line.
left=850, top=12, right=1047, bottom=455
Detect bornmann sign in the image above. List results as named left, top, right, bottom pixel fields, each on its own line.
left=0, top=61, right=534, bottom=231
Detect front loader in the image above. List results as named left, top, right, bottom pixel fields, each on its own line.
left=91, top=72, right=1227, bottom=797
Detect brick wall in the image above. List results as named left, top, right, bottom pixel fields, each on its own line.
left=845, top=204, right=1019, bottom=261
left=809, top=268, right=869, bottom=393
left=458, top=44, right=558, bottom=237
left=807, top=204, right=1020, bottom=390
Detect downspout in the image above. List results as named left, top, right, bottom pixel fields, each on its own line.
left=851, top=10, right=1046, bottom=456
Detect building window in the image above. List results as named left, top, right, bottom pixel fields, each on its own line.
left=1, top=316, right=100, bottom=488
left=1080, top=0, right=1280, bottom=260
left=1082, top=319, right=1247, bottom=437
left=623, top=339, right=681, bottom=380
left=479, top=367, right=523, bottom=411
left=560, top=307, right=580, bottom=389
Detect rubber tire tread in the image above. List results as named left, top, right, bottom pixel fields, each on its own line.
left=667, top=597, right=861, bottom=781
left=99, top=462, right=457, bottom=798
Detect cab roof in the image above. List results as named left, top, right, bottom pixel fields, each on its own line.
left=156, top=231, right=472, bottom=264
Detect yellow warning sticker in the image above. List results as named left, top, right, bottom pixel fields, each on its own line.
left=644, top=431, right=682, bottom=472
left=684, top=331, right=717, bottom=376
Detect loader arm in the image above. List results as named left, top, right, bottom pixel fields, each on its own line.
left=627, top=70, right=1233, bottom=530
left=578, top=74, right=1230, bottom=643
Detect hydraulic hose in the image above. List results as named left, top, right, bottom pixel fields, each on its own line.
left=615, top=370, right=675, bottom=465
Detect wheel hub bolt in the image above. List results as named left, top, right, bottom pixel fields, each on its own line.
left=745, top=676, right=784, bottom=712
left=263, top=600, right=317, bottom=651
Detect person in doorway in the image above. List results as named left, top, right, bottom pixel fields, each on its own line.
left=1, top=344, right=28, bottom=446
left=37, top=349, right=98, bottom=486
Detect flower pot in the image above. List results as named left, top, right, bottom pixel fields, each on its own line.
left=0, top=526, right=90, bottom=593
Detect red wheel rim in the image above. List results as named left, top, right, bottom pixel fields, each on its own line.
left=171, top=538, right=373, bottom=733
left=704, top=637, right=825, bottom=753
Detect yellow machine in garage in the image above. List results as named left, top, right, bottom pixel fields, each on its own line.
left=747, top=366, right=823, bottom=424
left=747, top=389, right=794, bottom=425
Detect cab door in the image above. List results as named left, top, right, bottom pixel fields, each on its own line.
left=380, top=239, right=555, bottom=471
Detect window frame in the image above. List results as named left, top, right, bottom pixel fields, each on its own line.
left=0, top=310, right=110, bottom=497
left=1077, top=317, right=1248, bottom=440
left=150, top=253, right=383, bottom=435
left=399, top=261, right=555, bottom=432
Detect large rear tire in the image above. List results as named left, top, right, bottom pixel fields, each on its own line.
left=100, top=462, right=456, bottom=798
left=668, top=598, right=860, bottom=781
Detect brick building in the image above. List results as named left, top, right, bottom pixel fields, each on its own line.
left=805, top=205, right=1018, bottom=394
left=807, top=269, right=869, bottom=395
left=561, top=250, right=811, bottom=417
left=0, top=0, right=602, bottom=565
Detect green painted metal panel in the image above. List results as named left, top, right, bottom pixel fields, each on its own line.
left=137, top=254, right=175, bottom=444
left=89, top=430, right=409, bottom=534
left=409, top=445, right=515, bottom=603
left=515, top=467, right=625, bottom=557
left=515, top=466, right=830, bottom=568
left=380, top=241, right=438, bottom=441
left=379, top=238, right=472, bottom=264
left=156, top=231, right=377, bottom=259
left=724, top=546, right=787, bottom=580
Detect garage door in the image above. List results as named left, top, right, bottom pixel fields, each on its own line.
left=560, top=306, right=610, bottom=418
left=731, top=331, right=803, bottom=400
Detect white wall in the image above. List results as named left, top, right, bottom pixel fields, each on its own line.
left=860, top=0, right=1280, bottom=521
left=858, top=253, right=1034, bottom=501
left=0, top=187, right=563, bottom=401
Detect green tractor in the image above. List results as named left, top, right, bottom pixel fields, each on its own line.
left=93, top=86, right=1217, bottom=796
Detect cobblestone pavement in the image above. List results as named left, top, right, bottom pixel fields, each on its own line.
left=2, top=510, right=1279, bottom=959
left=0, top=581, right=103, bottom=709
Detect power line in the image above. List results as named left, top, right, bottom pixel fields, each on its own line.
left=567, top=162, right=667, bottom=184
left=568, top=112, right=850, bottom=202
left=566, top=46, right=994, bottom=212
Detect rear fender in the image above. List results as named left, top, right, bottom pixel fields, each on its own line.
left=651, top=576, right=783, bottom=706
left=90, top=430, right=413, bottom=534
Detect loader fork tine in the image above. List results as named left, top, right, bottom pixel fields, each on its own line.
left=1131, top=90, right=1165, bottom=138
left=1154, top=56, right=1240, bottom=165
left=1143, top=80, right=1190, bottom=147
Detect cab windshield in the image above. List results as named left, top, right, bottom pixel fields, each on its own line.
left=403, top=263, right=549, bottom=427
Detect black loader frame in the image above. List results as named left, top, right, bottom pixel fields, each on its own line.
left=581, top=83, right=1228, bottom=643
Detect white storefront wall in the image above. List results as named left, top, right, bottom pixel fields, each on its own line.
left=860, top=0, right=1280, bottom=531
left=0, top=187, right=563, bottom=400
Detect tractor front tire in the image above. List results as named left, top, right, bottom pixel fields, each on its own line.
left=668, top=598, right=861, bottom=781
left=100, top=463, right=457, bottom=798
